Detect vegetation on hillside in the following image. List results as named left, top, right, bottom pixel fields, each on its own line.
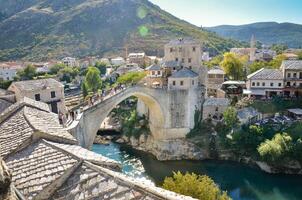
left=0, top=0, right=243, bottom=61
left=206, top=22, right=302, bottom=48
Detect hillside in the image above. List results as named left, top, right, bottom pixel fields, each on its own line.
left=0, top=0, right=242, bottom=61
left=206, top=22, right=302, bottom=48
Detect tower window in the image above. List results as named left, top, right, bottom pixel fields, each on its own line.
left=51, top=91, right=56, bottom=98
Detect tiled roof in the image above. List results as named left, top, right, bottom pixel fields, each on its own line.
left=0, top=98, right=76, bottom=157
left=5, top=140, right=79, bottom=200
left=170, top=68, right=199, bottom=78
left=1, top=100, right=196, bottom=200
left=281, top=60, right=302, bottom=70
left=9, top=78, right=63, bottom=91
left=247, top=68, right=283, bottom=80
left=146, top=64, right=161, bottom=71
left=46, top=141, right=120, bottom=170
left=208, top=67, right=225, bottom=75
left=0, top=98, right=13, bottom=114
left=161, top=61, right=181, bottom=68
left=203, top=98, right=230, bottom=106
left=167, top=38, right=200, bottom=46
left=51, top=161, right=195, bottom=200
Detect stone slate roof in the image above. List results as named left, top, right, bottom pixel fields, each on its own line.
left=203, top=98, right=230, bottom=106
left=9, top=78, right=63, bottom=91
left=170, top=68, right=199, bottom=78
left=1, top=99, right=195, bottom=200
left=161, top=61, right=181, bottom=68
left=167, top=38, right=200, bottom=46
left=146, top=64, right=161, bottom=71
left=0, top=98, right=13, bottom=114
left=0, top=98, right=76, bottom=158
left=247, top=68, right=283, bottom=80
left=208, top=67, right=225, bottom=75
left=281, top=60, right=302, bottom=70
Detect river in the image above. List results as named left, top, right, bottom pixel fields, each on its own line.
left=92, top=142, right=302, bottom=200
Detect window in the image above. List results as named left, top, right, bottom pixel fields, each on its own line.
left=257, top=82, right=260, bottom=86
left=173, top=67, right=176, bottom=70
left=35, top=94, right=40, bottom=101
left=287, top=82, right=290, bottom=86
left=189, top=66, right=192, bottom=69
left=172, top=81, right=176, bottom=86
left=300, top=72, right=302, bottom=79
left=193, top=47, right=196, bottom=52
left=215, top=107, right=218, bottom=112
left=170, top=48, right=173, bottom=53
left=152, top=71, right=155, bottom=75
left=252, top=82, right=255, bottom=86
left=192, top=80, right=194, bottom=85
left=293, top=82, right=296, bottom=86
left=278, top=83, right=282, bottom=87
left=262, top=82, right=265, bottom=86
left=188, top=58, right=192, bottom=63
left=180, top=81, right=184, bottom=86
left=288, top=73, right=291, bottom=78
left=157, top=71, right=161, bottom=75
left=51, top=91, right=56, bottom=98
left=182, top=58, right=185, bottom=63
left=175, top=58, right=178, bottom=62
left=294, top=73, right=297, bottom=78
left=270, top=82, right=274, bottom=87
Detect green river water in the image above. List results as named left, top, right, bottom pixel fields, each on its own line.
left=92, top=143, right=302, bottom=200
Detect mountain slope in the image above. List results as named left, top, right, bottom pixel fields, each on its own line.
left=206, top=22, right=302, bottom=48
left=0, top=0, right=242, bottom=61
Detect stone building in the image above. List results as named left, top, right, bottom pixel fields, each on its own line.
left=164, top=38, right=207, bottom=85
left=168, top=68, right=199, bottom=90
left=202, top=98, right=230, bottom=120
left=246, top=68, right=284, bottom=98
left=0, top=98, right=194, bottom=200
left=128, top=52, right=146, bottom=66
left=282, top=60, right=302, bottom=97
left=206, top=67, right=226, bottom=98
left=145, top=64, right=165, bottom=88
left=8, top=78, right=67, bottom=114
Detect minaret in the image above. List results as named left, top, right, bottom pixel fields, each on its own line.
left=250, top=34, right=256, bottom=48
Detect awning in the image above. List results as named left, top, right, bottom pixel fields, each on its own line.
left=243, top=89, right=252, bottom=94
left=152, top=81, right=160, bottom=85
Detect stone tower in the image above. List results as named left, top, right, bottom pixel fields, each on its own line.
left=164, top=38, right=207, bottom=85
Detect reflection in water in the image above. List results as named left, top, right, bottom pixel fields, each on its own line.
left=92, top=143, right=302, bottom=200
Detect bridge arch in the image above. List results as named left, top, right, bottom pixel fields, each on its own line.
left=72, top=86, right=167, bottom=149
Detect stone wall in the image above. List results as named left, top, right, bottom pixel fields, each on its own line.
left=0, top=158, right=18, bottom=200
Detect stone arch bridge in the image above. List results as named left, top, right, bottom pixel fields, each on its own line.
left=68, top=86, right=204, bottom=149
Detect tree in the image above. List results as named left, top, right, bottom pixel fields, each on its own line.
left=95, top=62, right=107, bottom=75
left=58, top=66, right=79, bottom=83
left=162, top=171, right=230, bottom=200
left=257, top=133, right=292, bottom=162
left=81, top=81, right=89, bottom=98
left=249, top=61, right=267, bottom=73
left=268, top=54, right=286, bottom=69
left=271, top=44, right=288, bottom=55
left=203, top=55, right=223, bottom=69
left=220, top=52, right=244, bottom=80
left=17, top=64, right=37, bottom=80
left=84, top=66, right=102, bottom=93
left=223, top=107, right=238, bottom=129
left=297, top=51, right=302, bottom=60
left=49, top=63, right=66, bottom=74
left=117, top=71, right=146, bottom=85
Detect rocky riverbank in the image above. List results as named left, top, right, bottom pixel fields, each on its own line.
left=97, top=132, right=302, bottom=175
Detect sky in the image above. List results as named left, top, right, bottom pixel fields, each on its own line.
left=149, top=0, right=302, bottom=27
